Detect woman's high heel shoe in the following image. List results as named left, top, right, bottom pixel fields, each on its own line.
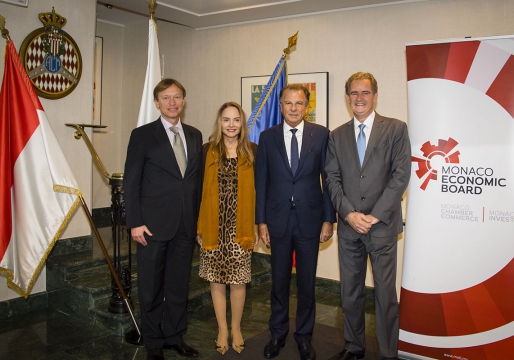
left=216, top=341, right=229, bottom=355
left=231, top=341, right=245, bottom=354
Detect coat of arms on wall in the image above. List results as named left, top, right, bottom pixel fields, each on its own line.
left=19, top=7, right=82, bottom=99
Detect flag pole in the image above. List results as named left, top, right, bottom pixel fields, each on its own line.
left=246, top=31, right=298, bottom=141
left=78, top=195, right=142, bottom=339
left=283, top=30, right=298, bottom=57
left=149, top=0, right=156, bottom=20
left=65, top=124, right=142, bottom=343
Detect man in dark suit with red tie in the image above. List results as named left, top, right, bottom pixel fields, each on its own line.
left=124, top=79, right=203, bottom=360
left=255, top=84, right=336, bottom=360
left=325, top=72, right=411, bottom=360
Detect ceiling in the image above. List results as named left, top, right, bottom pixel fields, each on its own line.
left=96, top=0, right=426, bottom=30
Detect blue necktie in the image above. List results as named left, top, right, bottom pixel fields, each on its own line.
left=357, top=124, right=366, bottom=166
left=290, top=128, right=299, bottom=176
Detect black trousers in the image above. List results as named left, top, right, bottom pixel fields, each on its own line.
left=137, top=219, right=195, bottom=349
left=269, top=210, right=320, bottom=343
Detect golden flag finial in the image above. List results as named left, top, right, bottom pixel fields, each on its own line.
left=149, top=0, right=156, bottom=20
left=0, top=14, right=10, bottom=41
left=283, top=31, right=298, bottom=55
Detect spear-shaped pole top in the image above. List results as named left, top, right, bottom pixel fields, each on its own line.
left=283, top=31, right=298, bottom=56
left=0, top=15, right=11, bottom=42
left=149, top=0, right=156, bottom=20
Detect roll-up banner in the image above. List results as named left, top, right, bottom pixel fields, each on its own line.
left=399, top=36, right=514, bottom=360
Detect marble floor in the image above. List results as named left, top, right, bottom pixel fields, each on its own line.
left=0, top=280, right=378, bottom=360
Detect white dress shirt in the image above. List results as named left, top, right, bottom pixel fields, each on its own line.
left=283, top=120, right=304, bottom=167
left=353, top=111, right=375, bottom=148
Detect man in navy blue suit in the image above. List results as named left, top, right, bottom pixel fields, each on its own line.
left=255, top=84, right=336, bottom=360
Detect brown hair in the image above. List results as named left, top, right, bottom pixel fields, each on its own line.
left=208, top=102, right=254, bottom=169
left=345, top=72, right=378, bottom=95
left=153, top=78, right=186, bottom=99
left=279, top=84, right=310, bottom=102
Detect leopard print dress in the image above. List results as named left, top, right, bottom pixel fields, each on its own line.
left=199, top=157, right=252, bottom=284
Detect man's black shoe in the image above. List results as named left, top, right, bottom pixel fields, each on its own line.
left=298, top=340, right=316, bottom=360
left=327, top=348, right=365, bottom=360
left=163, top=341, right=199, bottom=357
left=264, top=338, right=286, bottom=359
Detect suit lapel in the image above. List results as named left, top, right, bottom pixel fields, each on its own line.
left=345, top=120, right=361, bottom=169
left=182, top=123, right=197, bottom=177
left=153, top=119, right=181, bottom=176
left=297, top=121, right=314, bottom=175
left=362, top=114, right=384, bottom=168
left=271, top=123, right=291, bottom=174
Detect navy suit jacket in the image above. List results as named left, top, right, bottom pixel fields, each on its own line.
left=124, top=118, right=203, bottom=240
left=255, top=121, right=336, bottom=239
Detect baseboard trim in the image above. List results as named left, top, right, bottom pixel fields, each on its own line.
left=48, top=235, right=93, bottom=258
left=0, top=291, right=48, bottom=320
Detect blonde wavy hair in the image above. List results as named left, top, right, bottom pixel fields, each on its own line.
left=208, top=102, right=254, bottom=169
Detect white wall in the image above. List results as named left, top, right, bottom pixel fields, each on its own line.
left=0, top=0, right=96, bottom=301
left=1, top=0, right=502, bottom=302
left=111, top=0, right=514, bottom=181
left=103, top=0, right=513, bottom=289
left=92, top=22, right=125, bottom=208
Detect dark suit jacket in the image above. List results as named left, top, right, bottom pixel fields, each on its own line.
left=124, top=118, right=203, bottom=240
left=255, top=121, right=336, bottom=239
left=325, top=113, right=411, bottom=239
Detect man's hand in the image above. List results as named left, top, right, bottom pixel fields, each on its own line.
left=258, top=223, right=270, bottom=246
left=319, top=222, right=333, bottom=243
left=253, top=225, right=260, bottom=246
left=131, top=225, right=152, bottom=246
left=346, top=212, right=372, bottom=234
left=364, top=214, right=380, bottom=226
left=196, top=234, right=202, bottom=245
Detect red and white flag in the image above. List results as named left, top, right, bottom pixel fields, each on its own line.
left=0, top=40, right=81, bottom=298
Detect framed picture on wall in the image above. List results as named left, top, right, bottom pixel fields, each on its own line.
left=0, top=0, right=28, bottom=7
left=241, top=71, right=329, bottom=127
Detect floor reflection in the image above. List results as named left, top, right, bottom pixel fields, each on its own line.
left=0, top=281, right=377, bottom=360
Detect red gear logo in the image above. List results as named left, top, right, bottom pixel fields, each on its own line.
left=412, top=137, right=460, bottom=190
